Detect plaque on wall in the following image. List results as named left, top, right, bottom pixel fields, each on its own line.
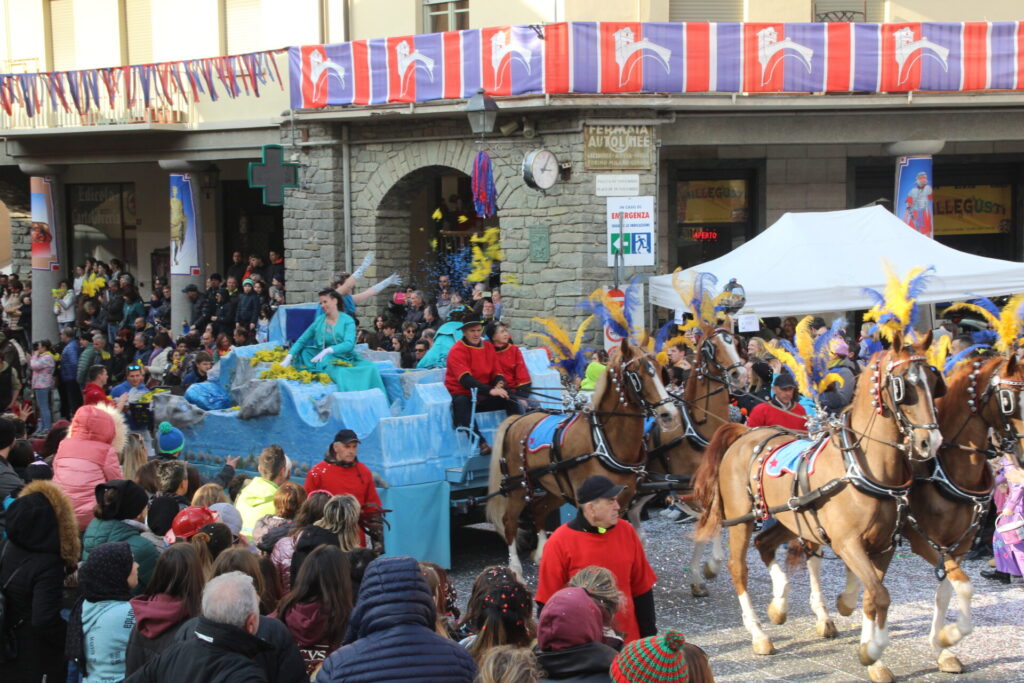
left=584, top=125, right=654, bottom=171
left=528, top=226, right=550, bottom=262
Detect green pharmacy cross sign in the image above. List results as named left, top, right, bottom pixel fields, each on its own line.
left=248, top=144, right=299, bottom=206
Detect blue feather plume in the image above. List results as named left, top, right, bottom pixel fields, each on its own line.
left=960, top=295, right=1001, bottom=319
left=622, top=274, right=646, bottom=335
left=906, top=266, right=936, bottom=300
left=653, top=321, right=676, bottom=352
left=972, top=330, right=997, bottom=346
left=944, top=344, right=991, bottom=375
left=577, top=299, right=628, bottom=339
left=861, top=286, right=886, bottom=309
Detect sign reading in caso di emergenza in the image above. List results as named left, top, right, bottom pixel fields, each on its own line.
left=169, top=174, right=202, bottom=276
left=30, top=177, right=59, bottom=271
left=677, top=180, right=749, bottom=224
left=894, top=156, right=934, bottom=238
left=585, top=125, right=653, bottom=170
left=606, top=196, right=655, bottom=267
left=933, top=185, right=1012, bottom=235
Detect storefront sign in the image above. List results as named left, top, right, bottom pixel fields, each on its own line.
left=30, top=177, right=59, bottom=271
left=595, top=174, right=640, bottom=197
left=528, top=225, right=550, bottom=262
left=606, top=196, right=655, bottom=267
left=677, top=180, right=748, bottom=224
left=934, top=185, right=1012, bottom=235
left=894, top=156, right=933, bottom=238
left=585, top=126, right=653, bottom=171
left=169, top=174, right=202, bottom=276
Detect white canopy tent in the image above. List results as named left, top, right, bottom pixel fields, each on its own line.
left=649, top=206, right=1024, bottom=317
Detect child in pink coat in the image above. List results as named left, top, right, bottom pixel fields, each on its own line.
left=52, top=403, right=126, bottom=530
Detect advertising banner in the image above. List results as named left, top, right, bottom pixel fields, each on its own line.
left=934, top=184, right=1012, bottom=235
left=894, top=156, right=933, bottom=238
left=677, top=179, right=748, bottom=224
left=606, top=195, right=655, bottom=267
left=169, top=174, right=202, bottom=276
left=30, top=176, right=59, bottom=271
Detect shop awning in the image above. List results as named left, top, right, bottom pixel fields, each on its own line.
left=649, top=205, right=1024, bottom=317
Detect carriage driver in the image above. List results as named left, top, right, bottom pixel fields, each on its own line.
left=444, top=318, right=520, bottom=455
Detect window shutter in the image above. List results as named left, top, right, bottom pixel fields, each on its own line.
left=49, top=0, right=75, bottom=71
left=125, top=0, right=152, bottom=64
left=225, top=0, right=262, bottom=54
left=669, top=0, right=744, bottom=22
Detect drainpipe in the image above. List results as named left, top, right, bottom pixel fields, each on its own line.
left=342, top=123, right=353, bottom=273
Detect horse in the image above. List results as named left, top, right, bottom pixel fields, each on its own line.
left=694, top=333, right=944, bottom=683
left=625, top=323, right=746, bottom=597
left=486, top=338, right=680, bottom=578
left=827, top=353, right=1019, bottom=675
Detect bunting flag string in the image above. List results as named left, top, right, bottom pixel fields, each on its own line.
left=0, top=48, right=285, bottom=119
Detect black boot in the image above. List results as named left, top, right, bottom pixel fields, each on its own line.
left=981, top=569, right=1011, bottom=584
left=965, top=544, right=993, bottom=561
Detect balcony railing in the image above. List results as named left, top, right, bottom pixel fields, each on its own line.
left=0, top=88, right=192, bottom=131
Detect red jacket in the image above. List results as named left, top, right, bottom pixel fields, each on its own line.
left=82, top=381, right=113, bottom=407
left=747, top=400, right=807, bottom=431
left=494, top=343, right=531, bottom=389
left=303, top=460, right=382, bottom=509
left=444, top=339, right=502, bottom=396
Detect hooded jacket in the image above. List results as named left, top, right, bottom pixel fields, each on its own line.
left=52, top=403, right=126, bottom=530
left=535, top=587, right=615, bottom=683
left=235, top=476, right=279, bottom=538
left=0, top=481, right=81, bottom=682
left=125, top=594, right=193, bottom=676
left=82, top=598, right=136, bottom=682
left=315, top=556, right=477, bottom=683
left=291, top=525, right=340, bottom=585
left=173, top=614, right=307, bottom=683
left=280, top=601, right=335, bottom=674
left=83, top=518, right=160, bottom=592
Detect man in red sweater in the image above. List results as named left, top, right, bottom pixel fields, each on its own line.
left=536, top=475, right=657, bottom=643
left=746, top=372, right=807, bottom=431
left=81, top=364, right=115, bottom=407
left=444, top=319, right=518, bottom=455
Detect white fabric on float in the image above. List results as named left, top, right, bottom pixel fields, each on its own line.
left=649, top=205, right=1024, bottom=317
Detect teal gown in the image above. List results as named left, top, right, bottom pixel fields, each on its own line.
left=288, top=312, right=385, bottom=394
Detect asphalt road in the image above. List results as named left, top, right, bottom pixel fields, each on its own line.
left=448, top=515, right=1024, bottom=682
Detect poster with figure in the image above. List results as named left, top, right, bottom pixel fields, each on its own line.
left=169, top=173, right=201, bottom=275
left=894, top=156, right=933, bottom=238
left=30, top=176, right=59, bottom=271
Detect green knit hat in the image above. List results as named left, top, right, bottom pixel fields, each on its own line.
left=610, top=630, right=689, bottom=683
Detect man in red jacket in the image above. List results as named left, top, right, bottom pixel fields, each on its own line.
left=444, top=319, right=518, bottom=455
left=81, top=365, right=115, bottom=407
left=746, top=372, right=807, bottom=431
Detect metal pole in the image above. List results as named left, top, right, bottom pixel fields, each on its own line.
left=615, top=212, right=624, bottom=290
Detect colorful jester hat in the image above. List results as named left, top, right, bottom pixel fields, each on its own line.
left=526, top=315, right=594, bottom=380
left=861, top=262, right=935, bottom=343
left=764, top=316, right=848, bottom=402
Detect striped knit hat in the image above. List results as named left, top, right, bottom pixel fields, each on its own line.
left=610, top=630, right=689, bottom=683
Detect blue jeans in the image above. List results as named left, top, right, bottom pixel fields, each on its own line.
left=34, top=388, right=52, bottom=432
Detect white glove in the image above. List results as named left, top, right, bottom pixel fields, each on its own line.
left=353, top=252, right=374, bottom=280
left=311, top=348, right=331, bottom=364
left=280, top=354, right=292, bottom=368
left=372, top=273, right=402, bottom=294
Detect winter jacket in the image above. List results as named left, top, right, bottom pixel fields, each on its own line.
left=148, top=347, right=172, bottom=382
left=536, top=642, right=617, bottom=682
left=78, top=344, right=105, bottom=385
left=104, top=294, right=125, bottom=326
left=52, top=403, right=127, bottom=530
left=0, top=481, right=81, bottom=683
left=236, top=291, right=260, bottom=330
left=279, top=600, right=337, bottom=675
left=126, top=616, right=271, bottom=683
left=315, top=556, right=477, bottom=683
left=253, top=514, right=292, bottom=551
left=270, top=534, right=298, bottom=593
left=235, top=476, right=279, bottom=538
left=173, top=614, right=307, bottom=683
left=83, top=380, right=113, bottom=406
left=417, top=320, right=462, bottom=369
left=30, top=352, right=56, bottom=389
left=303, top=460, right=382, bottom=508
left=0, top=457, right=21, bottom=531
left=83, top=518, right=160, bottom=592
left=57, top=288, right=77, bottom=324
left=291, top=525, right=342, bottom=584
left=82, top=599, right=136, bottom=682
left=122, top=299, right=145, bottom=329
left=125, top=594, right=194, bottom=676
left=60, top=338, right=83, bottom=381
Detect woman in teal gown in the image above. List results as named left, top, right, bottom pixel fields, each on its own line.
left=282, top=289, right=385, bottom=394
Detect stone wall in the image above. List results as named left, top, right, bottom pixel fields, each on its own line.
left=0, top=170, right=31, bottom=275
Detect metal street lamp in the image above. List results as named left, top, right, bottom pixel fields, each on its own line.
left=465, top=88, right=498, bottom=135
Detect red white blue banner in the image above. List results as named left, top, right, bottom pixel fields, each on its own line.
left=290, top=21, right=1024, bottom=109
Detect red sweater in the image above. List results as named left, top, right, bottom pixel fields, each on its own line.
left=303, top=460, right=382, bottom=508
left=444, top=339, right=502, bottom=396
left=747, top=400, right=807, bottom=431
left=82, top=382, right=113, bottom=407
left=536, top=519, right=656, bottom=643
left=494, top=343, right=531, bottom=388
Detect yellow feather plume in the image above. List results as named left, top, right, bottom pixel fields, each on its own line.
left=586, top=288, right=632, bottom=339
left=573, top=315, right=594, bottom=353
left=815, top=372, right=846, bottom=395
left=995, top=294, right=1024, bottom=353
left=942, top=302, right=1000, bottom=330
left=794, top=316, right=815, bottom=369
left=863, top=262, right=930, bottom=342
left=765, top=341, right=811, bottom=397
left=924, top=333, right=951, bottom=373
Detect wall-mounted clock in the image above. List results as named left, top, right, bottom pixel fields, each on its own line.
left=522, top=149, right=560, bottom=191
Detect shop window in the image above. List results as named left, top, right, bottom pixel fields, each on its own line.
left=67, top=183, right=137, bottom=269
left=423, top=0, right=468, bottom=33
left=673, top=174, right=755, bottom=270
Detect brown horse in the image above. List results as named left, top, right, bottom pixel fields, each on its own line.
left=625, top=324, right=746, bottom=596
left=486, top=338, right=680, bottom=578
left=694, top=334, right=944, bottom=683
left=830, top=353, right=1020, bottom=675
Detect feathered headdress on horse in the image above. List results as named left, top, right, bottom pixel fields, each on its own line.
left=861, top=262, right=935, bottom=343
left=764, top=316, right=847, bottom=401
left=577, top=275, right=647, bottom=346
left=526, top=315, right=594, bottom=380
left=943, top=295, right=1024, bottom=355
left=646, top=270, right=734, bottom=364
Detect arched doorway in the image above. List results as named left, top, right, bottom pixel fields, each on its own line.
left=375, top=165, right=500, bottom=295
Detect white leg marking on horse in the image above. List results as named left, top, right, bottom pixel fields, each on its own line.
left=738, top=591, right=769, bottom=642
left=508, top=542, right=524, bottom=581
left=690, top=539, right=706, bottom=581
left=531, top=530, right=548, bottom=564
left=838, top=568, right=861, bottom=615
left=928, top=578, right=953, bottom=653
left=807, top=555, right=831, bottom=624
left=943, top=577, right=974, bottom=646
left=767, top=560, right=790, bottom=619
left=703, top=533, right=724, bottom=579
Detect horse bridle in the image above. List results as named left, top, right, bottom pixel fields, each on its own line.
left=697, top=328, right=744, bottom=389
left=617, top=355, right=676, bottom=417
left=970, top=359, right=1024, bottom=460
left=870, top=354, right=941, bottom=449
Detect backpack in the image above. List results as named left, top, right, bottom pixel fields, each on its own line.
left=0, top=540, right=24, bottom=662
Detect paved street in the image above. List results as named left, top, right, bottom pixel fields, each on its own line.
left=450, top=516, right=1024, bottom=682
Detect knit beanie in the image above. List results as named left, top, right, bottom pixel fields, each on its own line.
left=94, top=479, right=149, bottom=521
left=209, top=503, right=243, bottom=538
left=147, top=496, right=181, bottom=536
left=537, top=587, right=604, bottom=651
left=157, top=421, right=185, bottom=456
left=610, top=630, right=689, bottom=683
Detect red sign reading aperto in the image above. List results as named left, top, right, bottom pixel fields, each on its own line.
left=692, top=230, right=719, bottom=241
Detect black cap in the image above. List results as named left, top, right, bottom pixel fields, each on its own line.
left=209, top=273, right=223, bottom=282
left=181, top=284, right=199, bottom=294
left=333, top=429, right=360, bottom=444
left=577, top=475, right=626, bottom=505
left=461, top=319, right=483, bottom=330
left=0, top=417, right=16, bottom=450
left=773, top=372, right=797, bottom=389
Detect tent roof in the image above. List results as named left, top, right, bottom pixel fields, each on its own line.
left=649, top=205, right=1024, bottom=317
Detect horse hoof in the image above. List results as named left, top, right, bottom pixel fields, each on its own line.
left=867, top=663, right=894, bottom=683
left=836, top=595, right=856, bottom=617
left=752, top=637, right=775, bottom=655
left=702, top=559, right=720, bottom=579
left=938, top=653, right=964, bottom=674
left=816, top=620, right=838, bottom=639
left=938, top=624, right=963, bottom=649
left=767, top=601, right=788, bottom=625
left=859, top=643, right=879, bottom=666
left=691, top=583, right=709, bottom=598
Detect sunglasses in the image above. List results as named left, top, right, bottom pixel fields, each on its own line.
left=127, top=364, right=143, bottom=371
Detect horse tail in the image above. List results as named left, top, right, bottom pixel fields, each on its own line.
left=785, top=539, right=808, bottom=571
left=694, top=423, right=747, bottom=542
left=486, top=418, right=515, bottom=543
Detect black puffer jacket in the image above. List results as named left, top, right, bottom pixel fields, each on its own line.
left=174, top=614, right=307, bottom=683
left=290, top=525, right=340, bottom=584
left=536, top=641, right=617, bottom=682
left=315, top=556, right=477, bottom=683
left=124, top=617, right=270, bottom=683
